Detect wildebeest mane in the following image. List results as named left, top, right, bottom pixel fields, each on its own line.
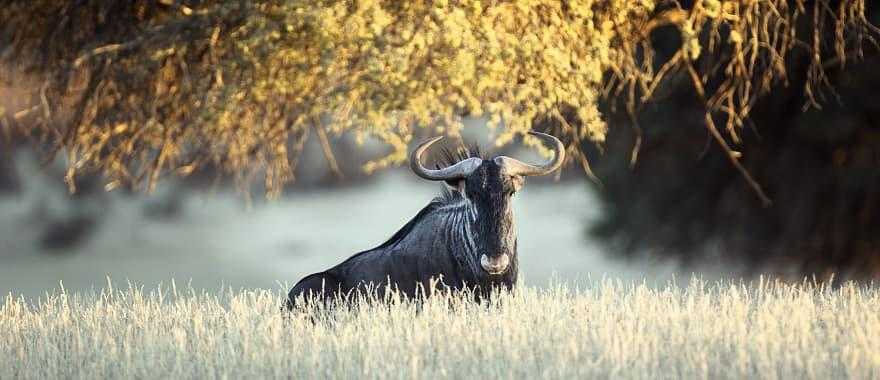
left=334, top=197, right=451, bottom=267
left=335, top=142, right=481, bottom=266
left=437, top=144, right=483, bottom=168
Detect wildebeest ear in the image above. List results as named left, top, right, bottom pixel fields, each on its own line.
left=444, top=179, right=465, bottom=193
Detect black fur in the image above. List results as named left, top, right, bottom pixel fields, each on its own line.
left=285, top=142, right=522, bottom=312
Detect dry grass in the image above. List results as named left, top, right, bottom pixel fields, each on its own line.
left=3, top=278, right=880, bottom=379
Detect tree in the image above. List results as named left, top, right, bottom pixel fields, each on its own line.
left=587, top=3, right=880, bottom=281
left=2, top=1, right=878, bottom=275
left=2, top=0, right=651, bottom=197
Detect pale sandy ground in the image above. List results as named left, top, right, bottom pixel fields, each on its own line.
left=0, top=168, right=696, bottom=299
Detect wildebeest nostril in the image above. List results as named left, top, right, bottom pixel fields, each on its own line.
left=480, top=253, right=510, bottom=274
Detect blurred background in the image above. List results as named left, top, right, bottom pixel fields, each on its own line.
left=1, top=1, right=878, bottom=298
left=0, top=124, right=684, bottom=299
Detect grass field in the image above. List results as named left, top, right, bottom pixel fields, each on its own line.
left=2, top=278, right=879, bottom=379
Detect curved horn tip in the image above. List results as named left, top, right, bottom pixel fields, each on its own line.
left=409, top=136, right=444, bottom=164
left=495, top=131, right=565, bottom=176
left=531, top=131, right=565, bottom=167
left=413, top=136, right=445, bottom=152
left=528, top=131, right=565, bottom=150
left=410, top=136, right=481, bottom=181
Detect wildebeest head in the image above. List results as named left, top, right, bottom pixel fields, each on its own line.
left=409, top=132, right=565, bottom=279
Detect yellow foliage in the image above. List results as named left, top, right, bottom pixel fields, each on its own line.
left=0, top=0, right=876, bottom=198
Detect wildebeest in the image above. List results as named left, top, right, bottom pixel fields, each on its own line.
left=284, top=131, right=564, bottom=310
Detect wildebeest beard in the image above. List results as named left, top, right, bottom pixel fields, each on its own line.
left=285, top=132, right=564, bottom=311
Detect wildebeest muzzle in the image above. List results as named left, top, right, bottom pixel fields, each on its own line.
left=480, top=253, right=511, bottom=275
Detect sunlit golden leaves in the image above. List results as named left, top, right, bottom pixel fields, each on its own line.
left=1, top=1, right=876, bottom=198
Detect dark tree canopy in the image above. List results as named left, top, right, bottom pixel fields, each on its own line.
left=588, top=3, right=880, bottom=280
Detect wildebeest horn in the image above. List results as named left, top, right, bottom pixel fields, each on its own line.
left=494, top=131, right=565, bottom=176
left=410, top=136, right=483, bottom=181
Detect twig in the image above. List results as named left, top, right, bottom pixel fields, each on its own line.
left=576, top=151, right=602, bottom=187
left=39, top=81, right=51, bottom=121
left=642, top=6, right=689, bottom=35
left=73, top=39, right=144, bottom=68
left=158, top=0, right=194, bottom=16
left=13, top=106, right=38, bottom=120
left=704, top=114, right=771, bottom=206
left=686, top=61, right=772, bottom=206
left=70, top=10, right=210, bottom=69
left=628, top=116, right=643, bottom=169
left=313, top=122, right=345, bottom=180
